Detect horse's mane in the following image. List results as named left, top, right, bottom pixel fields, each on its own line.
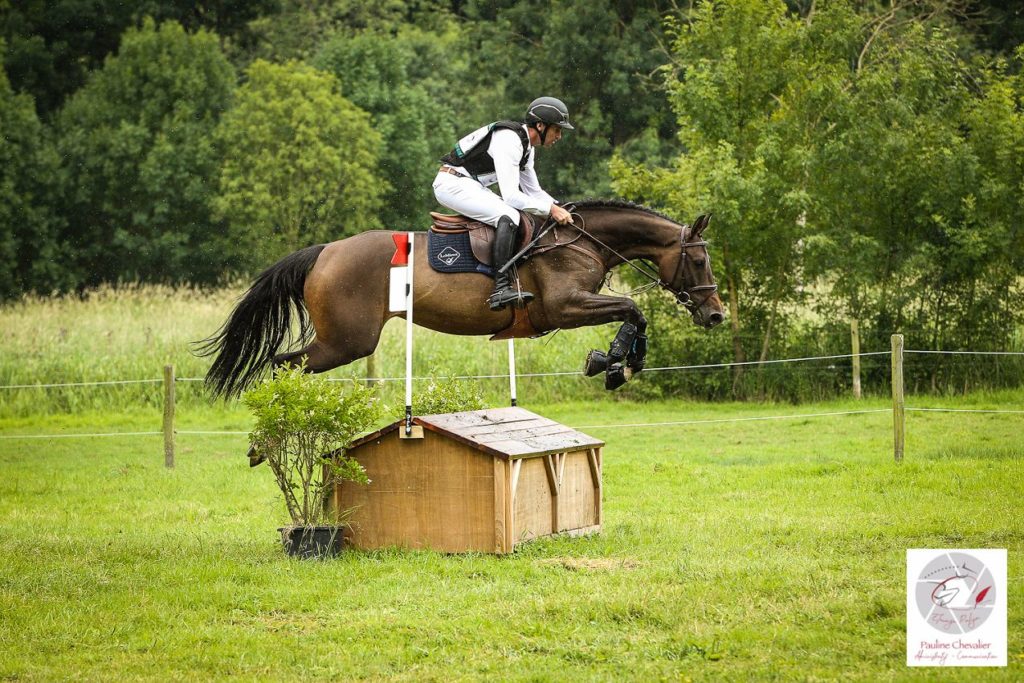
left=566, top=198, right=682, bottom=225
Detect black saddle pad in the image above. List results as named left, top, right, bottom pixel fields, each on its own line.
left=427, top=230, right=494, bottom=277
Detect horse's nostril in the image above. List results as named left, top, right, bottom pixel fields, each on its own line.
left=708, top=312, right=724, bottom=326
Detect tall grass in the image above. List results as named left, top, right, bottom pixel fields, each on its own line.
left=0, top=284, right=619, bottom=417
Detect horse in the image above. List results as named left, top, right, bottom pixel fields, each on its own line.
left=197, top=199, right=725, bottom=397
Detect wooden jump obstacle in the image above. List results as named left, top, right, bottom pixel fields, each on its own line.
left=332, top=407, right=604, bottom=554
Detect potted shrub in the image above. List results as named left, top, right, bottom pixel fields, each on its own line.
left=243, top=364, right=382, bottom=558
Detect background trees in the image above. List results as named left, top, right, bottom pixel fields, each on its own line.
left=213, top=60, right=384, bottom=271
left=0, top=0, right=1022, bottom=396
left=55, top=19, right=235, bottom=286
left=0, top=44, right=65, bottom=299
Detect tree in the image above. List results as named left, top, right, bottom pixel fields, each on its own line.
left=313, top=29, right=458, bottom=229
left=0, top=48, right=66, bottom=298
left=55, top=19, right=235, bottom=286
left=459, top=0, right=681, bottom=198
left=213, top=60, right=384, bottom=272
left=1, top=1, right=273, bottom=118
left=612, top=0, right=808, bottom=386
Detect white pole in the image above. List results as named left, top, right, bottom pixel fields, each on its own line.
left=508, top=338, right=518, bottom=407
left=404, top=232, right=415, bottom=435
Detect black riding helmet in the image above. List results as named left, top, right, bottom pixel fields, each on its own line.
left=526, top=96, right=574, bottom=144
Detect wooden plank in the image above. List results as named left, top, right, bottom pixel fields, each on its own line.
left=556, top=451, right=596, bottom=532
left=510, top=459, right=522, bottom=499
left=544, top=454, right=559, bottom=532
left=588, top=448, right=603, bottom=526
left=504, top=459, right=514, bottom=553
left=493, top=457, right=506, bottom=553
left=851, top=318, right=862, bottom=400
left=416, top=408, right=604, bottom=460
left=512, top=458, right=555, bottom=544
left=337, top=431, right=496, bottom=553
left=163, top=364, right=175, bottom=469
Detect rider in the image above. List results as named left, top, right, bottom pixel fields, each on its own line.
left=434, top=96, right=575, bottom=311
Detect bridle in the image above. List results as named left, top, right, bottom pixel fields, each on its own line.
left=666, top=225, right=720, bottom=315
left=548, top=209, right=719, bottom=316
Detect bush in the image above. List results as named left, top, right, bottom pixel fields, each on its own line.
left=243, top=364, right=383, bottom=527
left=401, top=376, right=486, bottom=419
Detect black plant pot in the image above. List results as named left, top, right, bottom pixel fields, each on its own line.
left=279, top=526, right=344, bottom=559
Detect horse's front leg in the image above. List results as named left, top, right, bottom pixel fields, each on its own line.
left=543, top=291, right=647, bottom=390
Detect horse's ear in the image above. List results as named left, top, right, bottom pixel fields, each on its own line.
left=694, top=214, right=711, bottom=236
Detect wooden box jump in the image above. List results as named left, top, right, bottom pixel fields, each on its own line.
left=332, top=407, right=604, bottom=554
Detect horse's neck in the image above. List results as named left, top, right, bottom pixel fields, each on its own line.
left=582, top=208, right=679, bottom=265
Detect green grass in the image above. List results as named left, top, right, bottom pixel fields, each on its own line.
left=1, top=394, right=1022, bottom=681
left=0, top=284, right=619, bottom=416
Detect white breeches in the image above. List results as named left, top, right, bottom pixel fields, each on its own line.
left=432, top=171, right=519, bottom=227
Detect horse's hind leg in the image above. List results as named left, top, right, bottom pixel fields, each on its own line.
left=272, top=331, right=381, bottom=374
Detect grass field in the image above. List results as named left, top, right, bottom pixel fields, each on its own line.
left=0, top=285, right=619, bottom=417
left=2, top=285, right=1022, bottom=680
left=1, top=392, right=1022, bottom=681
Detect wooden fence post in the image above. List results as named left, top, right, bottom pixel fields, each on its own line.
left=851, top=318, right=862, bottom=400
left=891, top=334, right=904, bottom=463
left=163, top=364, right=175, bottom=468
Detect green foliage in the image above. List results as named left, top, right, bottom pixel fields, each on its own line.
left=462, top=0, right=681, bottom=198
left=613, top=0, right=1024, bottom=398
left=407, top=376, right=486, bottom=418
left=313, top=28, right=458, bottom=229
left=243, top=364, right=383, bottom=527
left=56, top=18, right=235, bottom=286
left=0, top=54, right=67, bottom=298
left=1, top=1, right=274, bottom=117
left=1, top=0, right=136, bottom=116
left=213, top=59, right=384, bottom=270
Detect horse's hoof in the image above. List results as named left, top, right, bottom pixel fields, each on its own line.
left=605, top=363, right=630, bottom=390
left=583, top=349, right=609, bottom=377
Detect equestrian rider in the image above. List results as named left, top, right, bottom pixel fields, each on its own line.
left=434, top=97, right=575, bottom=311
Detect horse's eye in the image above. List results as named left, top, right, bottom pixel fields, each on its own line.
left=694, top=259, right=706, bottom=268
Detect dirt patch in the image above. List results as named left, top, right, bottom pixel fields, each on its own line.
left=538, top=557, right=640, bottom=571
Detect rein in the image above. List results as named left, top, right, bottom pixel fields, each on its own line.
left=549, top=207, right=719, bottom=313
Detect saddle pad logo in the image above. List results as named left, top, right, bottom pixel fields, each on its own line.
left=437, top=246, right=461, bottom=266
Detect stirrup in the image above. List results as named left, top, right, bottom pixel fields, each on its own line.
left=488, top=287, right=534, bottom=311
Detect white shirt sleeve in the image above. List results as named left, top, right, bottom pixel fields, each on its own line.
left=518, top=149, right=556, bottom=208
left=489, top=129, right=554, bottom=217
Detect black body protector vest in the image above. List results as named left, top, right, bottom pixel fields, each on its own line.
left=440, top=121, right=531, bottom=178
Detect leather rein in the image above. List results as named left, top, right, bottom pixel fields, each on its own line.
left=533, top=207, right=719, bottom=314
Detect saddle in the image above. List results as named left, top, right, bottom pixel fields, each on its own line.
left=427, top=212, right=541, bottom=341
left=428, top=212, right=536, bottom=267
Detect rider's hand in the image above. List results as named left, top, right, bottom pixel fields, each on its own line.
left=550, top=204, right=573, bottom=225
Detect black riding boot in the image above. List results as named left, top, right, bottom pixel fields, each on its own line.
left=488, top=216, right=534, bottom=311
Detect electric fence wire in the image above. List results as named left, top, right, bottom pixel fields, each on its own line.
left=3, top=349, right=1022, bottom=390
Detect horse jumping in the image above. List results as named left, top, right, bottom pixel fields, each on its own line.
left=197, top=199, right=725, bottom=397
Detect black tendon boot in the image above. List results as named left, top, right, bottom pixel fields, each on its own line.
left=488, top=216, right=534, bottom=311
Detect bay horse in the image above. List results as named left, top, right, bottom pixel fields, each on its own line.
left=197, top=199, right=725, bottom=397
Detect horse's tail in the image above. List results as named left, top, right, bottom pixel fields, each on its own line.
left=194, top=244, right=327, bottom=399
